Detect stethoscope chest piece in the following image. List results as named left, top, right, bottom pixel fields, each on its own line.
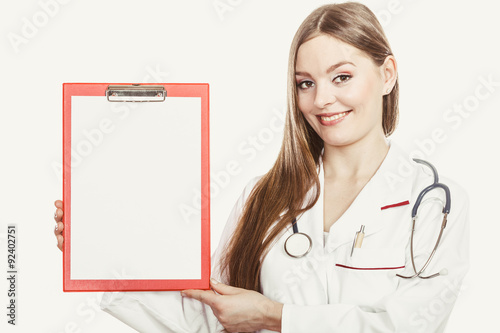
left=284, top=232, right=312, bottom=258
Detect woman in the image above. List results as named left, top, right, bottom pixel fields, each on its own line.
left=54, top=2, right=469, bottom=332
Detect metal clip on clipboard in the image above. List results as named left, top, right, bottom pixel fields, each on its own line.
left=106, top=84, right=166, bottom=102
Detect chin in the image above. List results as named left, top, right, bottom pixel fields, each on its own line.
left=322, top=137, right=355, bottom=147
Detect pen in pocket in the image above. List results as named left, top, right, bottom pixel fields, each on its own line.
left=350, top=225, right=365, bottom=257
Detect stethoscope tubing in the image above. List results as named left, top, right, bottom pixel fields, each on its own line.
left=396, top=213, right=448, bottom=279
left=411, top=159, right=451, bottom=216
left=397, top=159, right=451, bottom=279
left=284, top=158, right=451, bottom=280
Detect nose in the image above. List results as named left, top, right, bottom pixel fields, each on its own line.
left=313, top=82, right=336, bottom=109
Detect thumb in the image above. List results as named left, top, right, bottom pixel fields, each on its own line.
left=210, top=278, right=241, bottom=295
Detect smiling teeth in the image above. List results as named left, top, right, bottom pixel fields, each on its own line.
left=320, top=112, right=349, bottom=121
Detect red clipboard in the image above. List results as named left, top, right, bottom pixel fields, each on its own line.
left=62, top=83, right=210, bottom=292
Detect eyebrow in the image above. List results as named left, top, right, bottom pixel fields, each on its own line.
left=295, top=61, right=355, bottom=77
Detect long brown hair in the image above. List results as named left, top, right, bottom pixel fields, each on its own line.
left=220, top=2, right=399, bottom=292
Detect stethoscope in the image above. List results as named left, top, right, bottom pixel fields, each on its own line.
left=283, top=158, right=451, bottom=280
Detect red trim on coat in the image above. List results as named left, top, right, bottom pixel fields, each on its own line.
left=380, top=200, right=410, bottom=210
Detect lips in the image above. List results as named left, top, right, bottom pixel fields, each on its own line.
left=316, top=110, right=352, bottom=126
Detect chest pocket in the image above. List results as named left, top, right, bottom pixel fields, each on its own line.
left=332, top=247, right=406, bottom=307
left=338, top=247, right=405, bottom=270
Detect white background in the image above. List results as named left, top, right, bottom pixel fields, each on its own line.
left=1, top=0, right=499, bottom=332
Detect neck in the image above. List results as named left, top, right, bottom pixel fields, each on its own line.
left=322, top=134, right=389, bottom=181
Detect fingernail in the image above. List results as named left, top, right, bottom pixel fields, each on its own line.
left=55, top=224, right=58, bottom=231
left=54, top=212, right=57, bottom=219
left=180, top=291, right=186, bottom=297
left=210, top=278, right=219, bottom=285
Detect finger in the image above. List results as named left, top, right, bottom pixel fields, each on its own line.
left=54, top=200, right=63, bottom=209
left=54, top=221, right=64, bottom=236
left=56, top=234, right=64, bottom=251
left=181, top=289, right=217, bottom=306
left=54, top=208, right=63, bottom=222
left=210, top=279, right=241, bottom=296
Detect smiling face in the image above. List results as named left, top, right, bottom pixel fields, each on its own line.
left=295, top=34, right=390, bottom=148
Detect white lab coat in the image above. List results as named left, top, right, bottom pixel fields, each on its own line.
left=100, top=141, right=469, bottom=333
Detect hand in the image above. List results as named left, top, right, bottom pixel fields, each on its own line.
left=54, top=200, right=64, bottom=252
left=181, top=279, right=283, bottom=333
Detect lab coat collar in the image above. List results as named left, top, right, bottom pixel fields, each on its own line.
left=306, top=140, right=416, bottom=252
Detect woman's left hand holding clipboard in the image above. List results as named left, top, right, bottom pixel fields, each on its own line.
left=182, top=279, right=283, bottom=332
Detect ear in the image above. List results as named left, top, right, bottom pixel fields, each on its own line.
left=381, top=55, right=397, bottom=95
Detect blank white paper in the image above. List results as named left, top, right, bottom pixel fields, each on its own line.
left=70, top=95, right=202, bottom=280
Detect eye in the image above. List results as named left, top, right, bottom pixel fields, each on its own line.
left=333, top=74, right=351, bottom=84
left=297, top=80, right=315, bottom=90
